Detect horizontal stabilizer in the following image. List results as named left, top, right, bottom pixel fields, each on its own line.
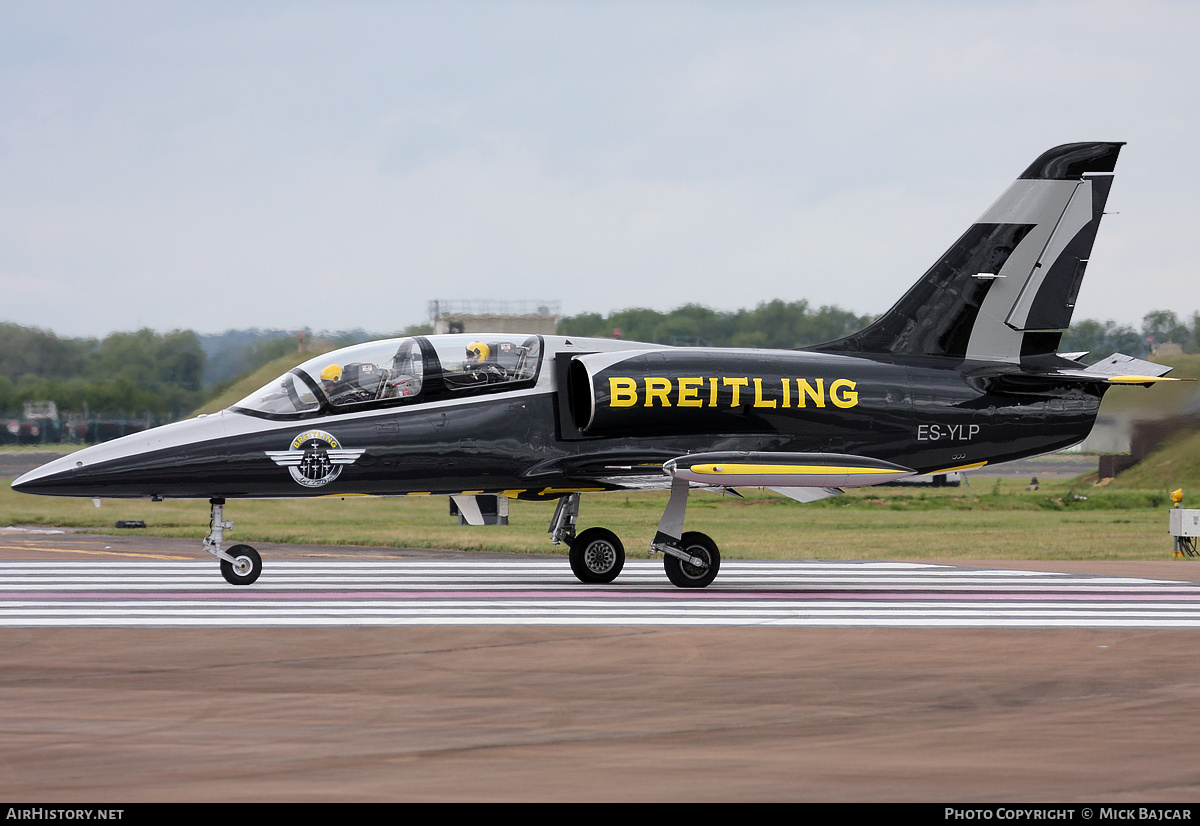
left=1084, top=353, right=1173, bottom=378
left=1053, top=353, right=1189, bottom=385
left=665, top=452, right=915, bottom=488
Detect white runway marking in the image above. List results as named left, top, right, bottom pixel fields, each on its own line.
left=1, top=559, right=1199, bottom=627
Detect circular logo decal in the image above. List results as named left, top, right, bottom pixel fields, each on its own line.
left=265, top=430, right=365, bottom=488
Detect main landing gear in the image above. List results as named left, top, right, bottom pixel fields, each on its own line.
left=549, top=480, right=721, bottom=588
left=204, top=498, right=263, bottom=585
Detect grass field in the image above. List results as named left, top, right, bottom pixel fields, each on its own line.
left=1, top=473, right=1187, bottom=561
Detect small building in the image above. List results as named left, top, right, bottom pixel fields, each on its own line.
left=429, top=300, right=560, bottom=336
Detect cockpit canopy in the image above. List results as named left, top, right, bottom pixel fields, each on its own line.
left=232, top=334, right=542, bottom=419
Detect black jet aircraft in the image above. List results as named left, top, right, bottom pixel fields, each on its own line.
left=12, top=141, right=1178, bottom=588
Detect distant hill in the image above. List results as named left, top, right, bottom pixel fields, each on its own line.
left=191, top=351, right=305, bottom=417
left=197, top=328, right=390, bottom=388
left=197, top=329, right=300, bottom=387
left=189, top=344, right=337, bottom=417
left=1109, top=428, right=1200, bottom=491
left=1104, top=354, right=1200, bottom=490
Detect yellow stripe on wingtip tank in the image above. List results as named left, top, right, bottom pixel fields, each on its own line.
left=1106, top=375, right=1181, bottom=384
left=689, top=464, right=900, bottom=476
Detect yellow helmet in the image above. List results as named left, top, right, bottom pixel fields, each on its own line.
left=467, top=342, right=490, bottom=362
left=320, top=364, right=343, bottom=382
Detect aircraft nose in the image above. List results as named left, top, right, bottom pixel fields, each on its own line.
left=10, top=412, right=231, bottom=498
left=10, top=447, right=97, bottom=496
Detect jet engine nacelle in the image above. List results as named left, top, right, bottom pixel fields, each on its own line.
left=562, top=349, right=863, bottom=438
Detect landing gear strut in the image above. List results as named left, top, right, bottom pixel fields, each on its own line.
left=648, top=478, right=719, bottom=586
left=204, top=498, right=263, bottom=585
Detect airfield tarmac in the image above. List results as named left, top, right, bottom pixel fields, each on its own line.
left=3, top=530, right=1200, bottom=801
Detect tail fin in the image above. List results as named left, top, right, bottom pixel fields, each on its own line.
left=813, top=142, right=1123, bottom=363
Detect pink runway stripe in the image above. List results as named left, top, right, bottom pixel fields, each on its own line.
left=5, top=589, right=1200, bottom=602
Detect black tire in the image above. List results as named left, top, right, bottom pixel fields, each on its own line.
left=219, top=544, right=262, bottom=586
left=569, top=528, right=625, bottom=584
left=663, top=531, right=720, bottom=588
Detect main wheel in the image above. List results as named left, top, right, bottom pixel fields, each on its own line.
left=219, top=544, right=262, bottom=585
left=569, top=528, right=625, bottom=584
left=663, top=531, right=720, bottom=588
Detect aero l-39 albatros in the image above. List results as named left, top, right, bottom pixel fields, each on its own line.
left=13, top=142, right=1177, bottom=588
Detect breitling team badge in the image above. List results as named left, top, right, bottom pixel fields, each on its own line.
left=265, top=430, right=365, bottom=488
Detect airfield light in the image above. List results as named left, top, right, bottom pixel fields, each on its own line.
left=1169, top=490, right=1200, bottom=558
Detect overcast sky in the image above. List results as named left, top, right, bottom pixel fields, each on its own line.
left=2, top=0, right=1197, bottom=339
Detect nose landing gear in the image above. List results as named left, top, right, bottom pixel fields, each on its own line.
left=204, top=499, right=263, bottom=585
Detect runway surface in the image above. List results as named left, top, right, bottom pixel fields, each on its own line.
left=5, top=531, right=1200, bottom=801
left=4, top=558, right=1200, bottom=628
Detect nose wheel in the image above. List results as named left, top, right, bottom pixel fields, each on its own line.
left=219, top=544, right=262, bottom=586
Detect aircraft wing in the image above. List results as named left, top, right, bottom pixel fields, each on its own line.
left=585, top=453, right=912, bottom=503
left=585, top=473, right=843, bottom=505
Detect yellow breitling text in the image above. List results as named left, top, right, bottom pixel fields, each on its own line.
left=607, top=377, right=859, bottom=409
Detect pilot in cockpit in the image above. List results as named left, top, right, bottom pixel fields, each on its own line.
left=464, top=341, right=510, bottom=383
left=465, top=341, right=490, bottom=366
left=320, top=363, right=378, bottom=405
left=320, top=363, right=349, bottom=403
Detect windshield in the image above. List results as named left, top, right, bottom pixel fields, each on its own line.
left=232, top=337, right=425, bottom=417
left=233, top=371, right=322, bottom=417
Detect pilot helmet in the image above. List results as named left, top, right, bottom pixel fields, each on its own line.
left=320, top=364, right=343, bottom=383
left=466, top=342, right=490, bottom=362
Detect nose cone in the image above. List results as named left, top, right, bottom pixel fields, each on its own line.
left=11, top=413, right=231, bottom=498
left=11, top=451, right=86, bottom=495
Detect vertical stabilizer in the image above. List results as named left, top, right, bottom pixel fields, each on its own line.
left=813, top=142, right=1123, bottom=362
